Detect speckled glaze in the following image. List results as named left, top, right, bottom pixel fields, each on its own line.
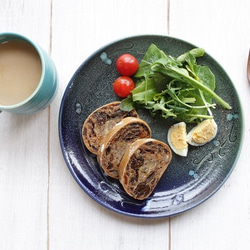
left=59, top=35, right=243, bottom=218
left=0, top=32, right=58, bottom=114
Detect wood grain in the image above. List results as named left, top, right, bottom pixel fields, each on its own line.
left=1, top=0, right=250, bottom=249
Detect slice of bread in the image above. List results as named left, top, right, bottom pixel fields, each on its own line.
left=119, top=138, right=172, bottom=200
left=82, top=101, right=139, bottom=154
left=97, top=117, right=151, bottom=179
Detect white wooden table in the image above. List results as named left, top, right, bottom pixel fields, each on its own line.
left=1, top=0, right=250, bottom=249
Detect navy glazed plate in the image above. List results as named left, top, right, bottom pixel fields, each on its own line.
left=59, top=35, right=243, bottom=218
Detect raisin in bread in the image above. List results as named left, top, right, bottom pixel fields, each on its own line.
left=119, top=138, right=172, bottom=200
left=97, top=117, right=151, bottom=179
left=82, top=101, right=138, bottom=154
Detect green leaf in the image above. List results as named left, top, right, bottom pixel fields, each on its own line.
left=131, top=74, right=157, bottom=104
left=120, top=95, right=135, bottom=111
left=177, top=48, right=205, bottom=63
left=120, top=43, right=231, bottom=124
left=151, top=63, right=231, bottom=109
left=134, top=44, right=165, bottom=78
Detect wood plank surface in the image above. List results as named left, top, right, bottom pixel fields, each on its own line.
left=1, top=0, right=250, bottom=249
left=0, top=1, right=51, bottom=249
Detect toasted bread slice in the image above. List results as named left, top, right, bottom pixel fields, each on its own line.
left=82, top=101, right=139, bottom=154
left=97, top=117, right=151, bottom=179
left=119, top=138, right=172, bottom=200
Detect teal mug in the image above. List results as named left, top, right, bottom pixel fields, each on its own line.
left=0, top=32, right=58, bottom=114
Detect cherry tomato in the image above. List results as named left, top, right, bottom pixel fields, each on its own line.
left=113, top=76, right=135, bottom=98
left=116, top=53, right=139, bottom=76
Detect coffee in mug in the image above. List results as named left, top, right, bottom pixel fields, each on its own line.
left=0, top=40, right=42, bottom=105
left=0, top=32, right=58, bottom=114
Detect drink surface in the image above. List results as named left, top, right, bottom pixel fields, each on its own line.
left=0, top=40, right=42, bottom=106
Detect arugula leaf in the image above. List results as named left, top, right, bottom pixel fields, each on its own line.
left=177, top=47, right=205, bottom=63
left=120, top=43, right=231, bottom=123
left=134, top=44, right=168, bottom=77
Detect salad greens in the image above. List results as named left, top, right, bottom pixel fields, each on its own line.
left=120, top=44, right=231, bottom=123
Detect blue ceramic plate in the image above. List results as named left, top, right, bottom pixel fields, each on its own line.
left=59, top=35, right=243, bottom=218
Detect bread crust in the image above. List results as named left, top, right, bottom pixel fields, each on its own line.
left=119, top=138, right=172, bottom=200
left=97, top=117, right=151, bottom=179
left=82, top=101, right=138, bottom=154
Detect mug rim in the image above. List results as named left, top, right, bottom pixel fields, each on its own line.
left=0, top=32, right=45, bottom=109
